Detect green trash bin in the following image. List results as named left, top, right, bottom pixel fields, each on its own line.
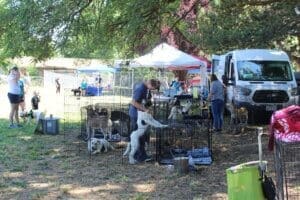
left=226, top=161, right=267, bottom=200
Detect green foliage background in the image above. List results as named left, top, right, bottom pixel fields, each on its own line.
left=0, top=0, right=299, bottom=69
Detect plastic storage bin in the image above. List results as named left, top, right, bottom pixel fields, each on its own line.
left=42, top=117, right=59, bottom=135
left=226, top=161, right=266, bottom=200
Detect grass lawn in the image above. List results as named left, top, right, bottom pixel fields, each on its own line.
left=0, top=87, right=293, bottom=200
left=0, top=115, right=279, bottom=200
left=0, top=118, right=73, bottom=199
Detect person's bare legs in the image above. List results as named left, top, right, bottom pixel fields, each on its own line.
left=9, top=103, right=18, bottom=126
left=9, top=104, right=15, bottom=125
left=15, top=104, right=20, bottom=125
left=19, top=101, right=25, bottom=112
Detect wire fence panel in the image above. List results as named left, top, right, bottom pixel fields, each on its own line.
left=275, top=140, right=300, bottom=200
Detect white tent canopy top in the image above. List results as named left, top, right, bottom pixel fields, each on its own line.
left=76, top=64, right=116, bottom=73
left=131, top=43, right=206, bottom=68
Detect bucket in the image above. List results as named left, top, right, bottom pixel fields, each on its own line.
left=174, top=157, right=189, bottom=174
left=226, top=161, right=266, bottom=200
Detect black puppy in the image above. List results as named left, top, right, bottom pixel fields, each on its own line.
left=71, top=87, right=81, bottom=96
left=20, top=110, right=34, bottom=123
left=110, top=111, right=131, bottom=137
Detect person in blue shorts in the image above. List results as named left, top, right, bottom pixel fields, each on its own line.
left=129, top=79, right=160, bottom=162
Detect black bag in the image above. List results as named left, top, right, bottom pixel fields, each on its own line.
left=261, top=174, right=276, bottom=200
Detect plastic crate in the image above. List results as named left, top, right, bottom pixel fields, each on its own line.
left=42, top=117, right=59, bottom=135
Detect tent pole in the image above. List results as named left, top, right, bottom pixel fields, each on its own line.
left=113, top=72, right=115, bottom=95
left=131, top=69, right=134, bottom=97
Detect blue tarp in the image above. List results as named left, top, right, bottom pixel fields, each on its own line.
left=86, top=86, right=103, bottom=96
left=77, top=65, right=116, bottom=73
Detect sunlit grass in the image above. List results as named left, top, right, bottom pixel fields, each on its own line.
left=0, top=118, right=80, bottom=171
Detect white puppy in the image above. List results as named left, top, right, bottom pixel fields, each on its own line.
left=123, top=111, right=168, bottom=164
left=20, top=110, right=45, bottom=124
left=181, top=100, right=192, bottom=114
left=32, top=110, right=45, bottom=122
left=88, top=137, right=114, bottom=154
left=168, top=106, right=182, bottom=121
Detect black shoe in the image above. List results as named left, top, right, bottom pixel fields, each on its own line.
left=211, top=128, right=217, bottom=133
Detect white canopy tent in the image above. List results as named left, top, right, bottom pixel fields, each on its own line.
left=130, top=43, right=206, bottom=68
left=130, top=43, right=208, bottom=87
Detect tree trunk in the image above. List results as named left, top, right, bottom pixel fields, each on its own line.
left=160, top=0, right=204, bottom=81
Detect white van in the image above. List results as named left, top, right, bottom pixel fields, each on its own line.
left=212, top=49, right=298, bottom=119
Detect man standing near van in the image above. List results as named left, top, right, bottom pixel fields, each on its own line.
left=208, top=74, right=224, bottom=132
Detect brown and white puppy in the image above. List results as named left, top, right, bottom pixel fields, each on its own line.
left=86, top=106, right=112, bottom=139
left=227, top=103, right=248, bottom=133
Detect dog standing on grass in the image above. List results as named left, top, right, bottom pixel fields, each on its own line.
left=123, top=111, right=168, bottom=164
left=20, top=109, right=45, bottom=124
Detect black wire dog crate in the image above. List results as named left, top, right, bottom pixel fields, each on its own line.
left=80, top=102, right=130, bottom=141
left=275, top=140, right=300, bottom=200
left=155, top=118, right=212, bottom=166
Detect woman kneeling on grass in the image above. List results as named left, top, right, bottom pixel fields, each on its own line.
left=7, top=66, right=22, bottom=128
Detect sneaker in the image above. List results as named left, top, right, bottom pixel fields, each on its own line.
left=211, top=128, right=217, bottom=133
left=8, top=124, right=17, bottom=128
left=216, top=129, right=222, bottom=134
left=144, top=155, right=153, bottom=162
left=16, top=124, right=23, bottom=128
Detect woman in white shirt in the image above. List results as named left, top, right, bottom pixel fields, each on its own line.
left=7, top=66, right=21, bottom=128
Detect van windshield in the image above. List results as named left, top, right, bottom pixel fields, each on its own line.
left=237, top=61, right=293, bottom=81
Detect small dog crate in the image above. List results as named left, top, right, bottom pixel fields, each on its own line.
left=155, top=119, right=212, bottom=166
left=275, top=140, right=300, bottom=200
left=80, top=103, right=130, bottom=141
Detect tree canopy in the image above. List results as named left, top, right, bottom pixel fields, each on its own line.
left=197, top=0, right=299, bottom=67
left=0, top=0, right=299, bottom=68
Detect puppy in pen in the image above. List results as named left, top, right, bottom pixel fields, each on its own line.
left=88, top=137, right=114, bottom=154
left=86, top=106, right=112, bottom=139
left=227, top=102, right=248, bottom=133
left=168, top=99, right=183, bottom=121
